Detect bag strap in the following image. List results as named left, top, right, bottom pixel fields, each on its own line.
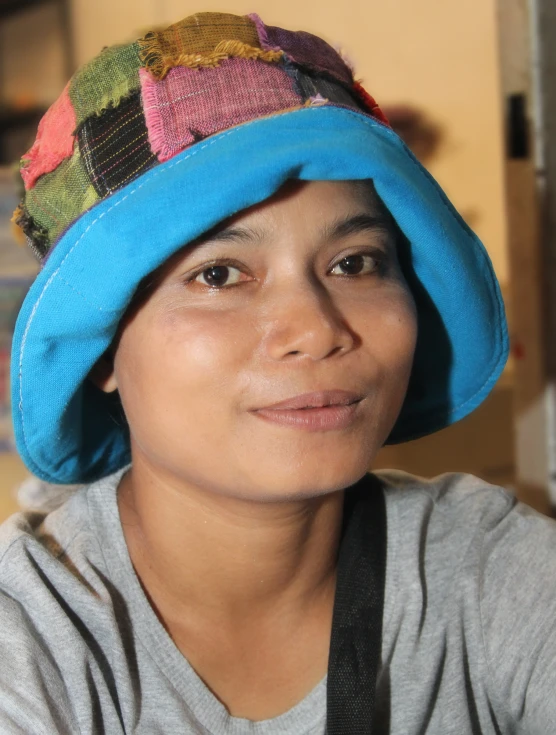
left=326, top=473, right=387, bottom=734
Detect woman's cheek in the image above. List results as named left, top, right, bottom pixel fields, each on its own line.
left=353, top=287, right=416, bottom=345
left=155, top=307, right=258, bottom=389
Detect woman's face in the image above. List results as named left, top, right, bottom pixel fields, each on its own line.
left=101, top=180, right=418, bottom=500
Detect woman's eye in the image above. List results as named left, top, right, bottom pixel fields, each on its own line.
left=330, top=254, right=379, bottom=276
left=194, top=265, right=243, bottom=288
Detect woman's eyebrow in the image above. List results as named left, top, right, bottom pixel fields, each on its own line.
left=198, top=225, right=262, bottom=246
left=321, top=213, right=395, bottom=242
left=196, top=214, right=394, bottom=250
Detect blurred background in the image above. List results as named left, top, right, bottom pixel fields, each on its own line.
left=1, top=0, right=555, bottom=519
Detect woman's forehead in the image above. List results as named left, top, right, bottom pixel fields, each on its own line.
left=171, top=180, right=386, bottom=256
left=130, top=180, right=393, bottom=303
left=234, top=179, right=385, bottom=216
left=204, top=179, right=386, bottom=242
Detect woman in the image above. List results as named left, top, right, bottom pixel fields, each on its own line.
left=2, top=11, right=554, bottom=734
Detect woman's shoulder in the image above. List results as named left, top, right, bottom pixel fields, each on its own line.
left=376, top=469, right=556, bottom=638
left=0, top=469, right=126, bottom=609
left=374, top=469, right=556, bottom=606
left=374, top=468, right=522, bottom=547
left=375, top=468, right=515, bottom=512
left=0, top=483, right=92, bottom=574
left=0, top=470, right=133, bottom=733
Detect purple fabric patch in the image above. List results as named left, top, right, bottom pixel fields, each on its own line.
left=248, top=13, right=281, bottom=52
left=250, top=15, right=353, bottom=87
left=140, top=59, right=301, bottom=163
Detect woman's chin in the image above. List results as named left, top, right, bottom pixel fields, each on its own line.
left=235, top=457, right=373, bottom=502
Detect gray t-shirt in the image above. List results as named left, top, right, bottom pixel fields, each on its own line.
left=1, top=468, right=556, bottom=734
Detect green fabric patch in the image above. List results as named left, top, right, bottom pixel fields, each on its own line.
left=69, top=42, right=142, bottom=124
left=25, top=148, right=99, bottom=250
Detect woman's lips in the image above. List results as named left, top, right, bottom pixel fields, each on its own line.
left=252, top=391, right=363, bottom=431
left=258, top=390, right=362, bottom=410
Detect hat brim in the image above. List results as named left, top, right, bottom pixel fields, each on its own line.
left=11, top=106, right=508, bottom=484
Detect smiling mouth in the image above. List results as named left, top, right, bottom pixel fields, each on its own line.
left=257, top=390, right=364, bottom=411
left=252, top=393, right=364, bottom=431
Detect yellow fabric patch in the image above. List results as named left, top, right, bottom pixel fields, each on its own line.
left=139, top=12, right=267, bottom=79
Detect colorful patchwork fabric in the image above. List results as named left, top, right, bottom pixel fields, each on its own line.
left=285, top=65, right=361, bottom=109
left=23, top=148, right=99, bottom=252
left=353, top=82, right=390, bottom=126
left=138, top=12, right=277, bottom=79
left=13, top=11, right=390, bottom=262
left=141, top=60, right=301, bottom=162
left=69, top=42, right=143, bottom=123
left=78, top=91, right=157, bottom=197
left=249, top=14, right=354, bottom=87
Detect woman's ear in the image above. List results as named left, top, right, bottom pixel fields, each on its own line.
left=89, top=351, right=118, bottom=393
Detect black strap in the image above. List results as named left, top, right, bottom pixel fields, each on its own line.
left=326, top=473, right=387, bottom=734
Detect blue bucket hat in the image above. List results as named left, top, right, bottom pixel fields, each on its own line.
left=11, top=11, right=508, bottom=484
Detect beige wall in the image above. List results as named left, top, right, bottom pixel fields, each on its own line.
left=0, top=457, right=27, bottom=520
left=0, top=3, right=66, bottom=108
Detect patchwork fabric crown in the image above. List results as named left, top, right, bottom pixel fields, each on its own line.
left=13, top=12, right=388, bottom=258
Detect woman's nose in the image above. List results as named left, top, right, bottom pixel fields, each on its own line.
left=261, top=278, right=356, bottom=362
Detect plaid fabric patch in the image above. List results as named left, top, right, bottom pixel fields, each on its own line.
left=251, top=15, right=353, bottom=87
left=287, top=66, right=363, bottom=109
left=70, top=42, right=142, bottom=124
left=25, top=148, right=99, bottom=250
left=77, top=91, right=157, bottom=198
left=21, top=82, right=76, bottom=191
left=139, top=12, right=262, bottom=79
left=141, top=58, right=302, bottom=163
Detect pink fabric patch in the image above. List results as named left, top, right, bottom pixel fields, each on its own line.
left=21, top=82, right=77, bottom=190
left=140, top=59, right=301, bottom=163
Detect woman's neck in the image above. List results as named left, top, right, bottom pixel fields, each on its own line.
left=117, top=458, right=345, bottom=635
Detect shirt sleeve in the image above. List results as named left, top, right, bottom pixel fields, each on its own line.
left=0, top=592, right=77, bottom=735
left=480, top=495, right=556, bottom=733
